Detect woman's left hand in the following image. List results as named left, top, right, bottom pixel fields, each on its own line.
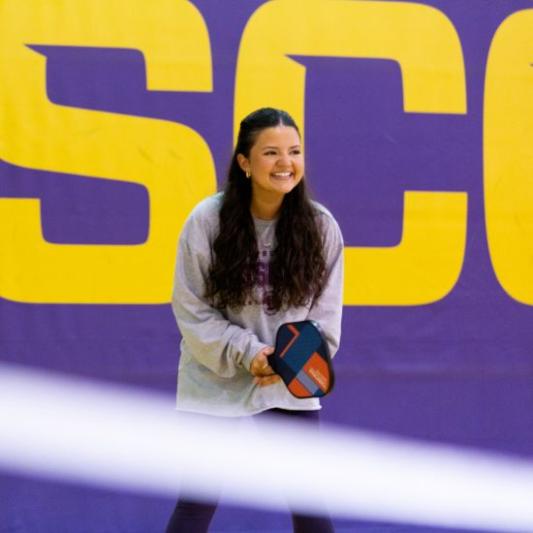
left=250, top=346, right=281, bottom=387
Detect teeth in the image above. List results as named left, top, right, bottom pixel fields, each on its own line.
left=272, top=172, right=291, bottom=177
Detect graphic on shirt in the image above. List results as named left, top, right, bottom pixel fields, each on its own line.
left=257, top=249, right=273, bottom=309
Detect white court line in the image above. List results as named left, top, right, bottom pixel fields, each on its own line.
left=1, top=362, right=533, bottom=532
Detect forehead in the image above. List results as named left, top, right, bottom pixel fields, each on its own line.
left=252, top=126, right=301, bottom=149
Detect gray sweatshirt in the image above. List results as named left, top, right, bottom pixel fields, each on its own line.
left=171, top=193, right=344, bottom=416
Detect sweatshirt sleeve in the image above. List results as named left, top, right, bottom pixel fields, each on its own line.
left=171, top=210, right=268, bottom=378
left=306, top=212, right=344, bottom=357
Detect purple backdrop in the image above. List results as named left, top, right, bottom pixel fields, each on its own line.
left=1, top=1, right=532, bottom=531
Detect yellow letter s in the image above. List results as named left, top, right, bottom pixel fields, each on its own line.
left=0, top=0, right=216, bottom=303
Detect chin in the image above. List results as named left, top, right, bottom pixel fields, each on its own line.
left=278, top=184, right=297, bottom=195
left=272, top=178, right=299, bottom=190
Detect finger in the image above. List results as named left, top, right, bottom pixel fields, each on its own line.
left=259, top=376, right=281, bottom=387
left=250, top=355, right=266, bottom=376
left=255, top=354, right=268, bottom=368
left=261, top=364, right=275, bottom=376
left=256, top=375, right=281, bottom=387
left=253, top=371, right=272, bottom=381
left=263, top=346, right=275, bottom=359
left=256, top=368, right=277, bottom=379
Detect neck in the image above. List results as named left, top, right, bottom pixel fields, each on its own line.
left=250, top=194, right=283, bottom=220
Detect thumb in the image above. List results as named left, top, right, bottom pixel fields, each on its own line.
left=264, top=346, right=275, bottom=356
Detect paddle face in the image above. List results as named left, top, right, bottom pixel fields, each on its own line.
left=271, top=320, right=334, bottom=398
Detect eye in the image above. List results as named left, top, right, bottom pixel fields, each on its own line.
left=263, top=150, right=277, bottom=156
left=290, top=149, right=301, bottom=155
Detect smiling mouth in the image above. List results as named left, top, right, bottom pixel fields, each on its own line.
left=270, top=172, right=293, bottom=180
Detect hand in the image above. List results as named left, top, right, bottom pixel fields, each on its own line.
left=250, top=346, right=281, bottom=387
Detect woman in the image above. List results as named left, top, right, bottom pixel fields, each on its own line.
left=167, top=108, right=343, bottom=532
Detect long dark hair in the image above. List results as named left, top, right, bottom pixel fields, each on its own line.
left=205, top=108, right=326, bottom=312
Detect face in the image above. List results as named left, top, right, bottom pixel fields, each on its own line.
left=237, top=125, right=304, bottom=202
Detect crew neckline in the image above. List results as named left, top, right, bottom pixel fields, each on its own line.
left=252, top=214, right=278, bottom=225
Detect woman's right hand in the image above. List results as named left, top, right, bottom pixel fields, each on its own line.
left=250, top=346, right=281, bottom=387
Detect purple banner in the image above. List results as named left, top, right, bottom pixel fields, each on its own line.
left=1, top=1, right=532, bottom=531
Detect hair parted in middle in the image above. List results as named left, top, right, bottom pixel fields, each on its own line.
left=205, top=107, right=327, bottom=312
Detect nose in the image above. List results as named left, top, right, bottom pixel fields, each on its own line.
left=276, top=153, right=291, bottom=166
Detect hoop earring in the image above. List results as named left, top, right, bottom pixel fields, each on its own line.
left=245, top=170, right=251, bottom=179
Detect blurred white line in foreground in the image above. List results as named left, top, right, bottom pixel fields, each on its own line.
left=1, top=362, right=533, bottom=532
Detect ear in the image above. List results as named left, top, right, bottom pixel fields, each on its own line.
left=236, top=153, right=249, bottom=174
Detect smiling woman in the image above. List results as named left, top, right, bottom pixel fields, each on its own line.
left=205, top=109, right=334, bottom=314
left=236, top=124, right=305, bottom=219
left=167, top=108, right=344, bottom=532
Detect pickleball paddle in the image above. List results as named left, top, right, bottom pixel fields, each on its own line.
left=270, top=320, right=334, bottom=399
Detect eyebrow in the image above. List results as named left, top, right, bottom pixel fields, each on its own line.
left=261, top=145, right=301, bottom=149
